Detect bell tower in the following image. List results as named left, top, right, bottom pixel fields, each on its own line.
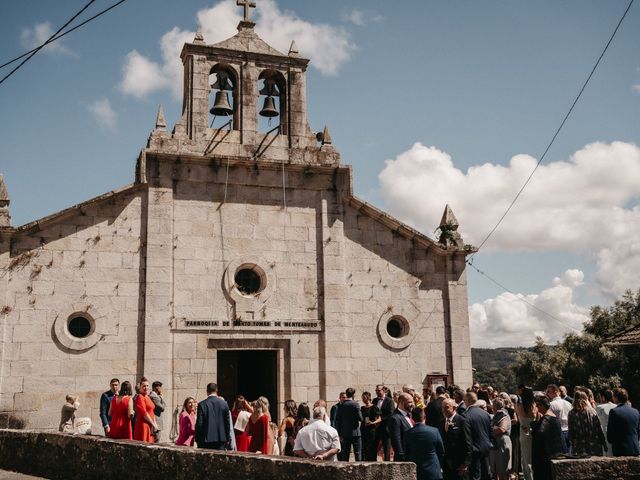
left=147, top=0, right=338, bottom=166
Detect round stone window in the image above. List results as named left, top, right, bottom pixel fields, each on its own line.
left=67, top=315, right=94, bottom=339
left=386, top=316, right=409, bottom=339
left=234, top=264, right=266, bottom=296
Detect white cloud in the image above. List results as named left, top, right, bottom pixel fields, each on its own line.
left=120, top=0, right=354, bottom=98
left=379, top=141, right=640, bottom=252
left=340, top=8, right=384, bottom=26
left=88, top=98, right=117, bottom=130
left=469, top=269, right=590, bottom=347
left=596, top=240, right=640, bottom=298
left=633, top=84, right=640, bottom=94
left=378, top=141, right=640, bottom=297
left=21, top=21, right=73, bottom=56
left=120, top=50, right=171, bottom=98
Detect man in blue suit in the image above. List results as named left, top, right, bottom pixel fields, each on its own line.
left=460, top=392, right=492, bottom=480
left=404, top=407, right=444, bottom=480
left=195, top=382, right=231, bottom=450
left=335, top=387, right=363, bottom=461
left=389, top=393, right=415, bottom=461
left=607, top=387, right=640, bottom=456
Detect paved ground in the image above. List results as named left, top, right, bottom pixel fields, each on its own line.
left=0, top=471, right=47, bottom=479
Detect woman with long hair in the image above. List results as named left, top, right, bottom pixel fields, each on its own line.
left=247, top=397, right=271, bottom=454
left=278, top=399, right=297, bottom=456
left=515, top=386, right=535, bottom=480
left=568, top=390, right=607, bottom=456
left=232, top=395, right=254, bottom=452
left=133, top=377, right=157, bottom=443
left=360, top=391, right=381, bottom=461
left=175, top=397, right=196, bottom=446
left=108, top=381, right=133, bottom=440
left=293, top=402, right=311, bottom=438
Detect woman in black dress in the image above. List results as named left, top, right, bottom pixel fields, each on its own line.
left=360, top=391, right=381, bottom=461
left=531, top=396, right=564, bottom=480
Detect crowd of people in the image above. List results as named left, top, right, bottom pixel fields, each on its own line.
left=59, top=378, right=640, bottom=480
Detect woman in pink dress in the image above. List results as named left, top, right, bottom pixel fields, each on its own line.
left=108, top=381, right=133, bottom=440
left=231, top=395, right=254, bottom=452
left=133, top=377, right=157, bottom=443
left=175, top=397, right=196, bottom=446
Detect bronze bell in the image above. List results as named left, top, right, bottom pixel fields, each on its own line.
left=259, top=96, right=278, bottom=118
left=210, top=91, right=233, bottom=116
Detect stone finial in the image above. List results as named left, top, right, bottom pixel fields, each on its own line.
left=321, top=125, right=332, bottom=145
left=155, top=104, right=167, bottom=131
left=288, top=40, right=299, bottom=57
left=439, top=204, right=459, bottom=230
left=193, top=31, right=205, bottom=44
left=437, top=204, right=463, bottom=248
left=0, top=174, right=11, bottom=227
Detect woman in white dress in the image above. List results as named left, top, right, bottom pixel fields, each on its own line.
left=515, top=387, right=536, bottom=480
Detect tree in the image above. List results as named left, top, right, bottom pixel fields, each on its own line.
left=513, top=289, right=640, bottom=400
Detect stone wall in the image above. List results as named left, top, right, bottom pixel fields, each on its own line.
left=0, top=187, right=144, bottom=431
left=552, top=456, right=640, bottom=480
left=0, top=429, right=415, bottom=480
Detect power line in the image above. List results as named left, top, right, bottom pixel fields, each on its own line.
left=470, top=0, right=635, bottom=256
left=466, top=259, right=582, bottom=333
left=0, top=0, right=98, bottom=85
left=0, top=0, right=128, bottom=71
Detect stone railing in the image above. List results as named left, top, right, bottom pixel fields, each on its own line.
left=0, top=429, right=415, bottom=480
left=552, top=456, right=640, bottom=479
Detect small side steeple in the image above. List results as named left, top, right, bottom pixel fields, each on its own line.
left=0, top=174, right=11, bottom=227
left=437, top=204, right=463, bottom=248
left=155, top=104, right=167, bottom=131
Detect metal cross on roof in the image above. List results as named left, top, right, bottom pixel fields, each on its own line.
left=237, top=0, right=256, bottom=22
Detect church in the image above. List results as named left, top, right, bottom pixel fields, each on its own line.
left=0, top=2, right=474, bottom=431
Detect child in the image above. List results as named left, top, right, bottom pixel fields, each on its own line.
left=59, top=394, right=80, bottom=433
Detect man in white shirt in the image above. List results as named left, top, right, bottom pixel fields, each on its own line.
left=596, top=389, right=617, bottom=456
left=294, top=406, right=341, bottom=461
left=546, top=384, right=572, bottom=453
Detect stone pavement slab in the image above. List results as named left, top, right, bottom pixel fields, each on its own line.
left=0, top=471, right=48, bottom=479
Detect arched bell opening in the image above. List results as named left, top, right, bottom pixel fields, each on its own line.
left=257, top=69, right=287, bottom=135
left=209, top=64, right=239, bottom=130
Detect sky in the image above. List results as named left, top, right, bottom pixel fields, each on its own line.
left=1, top=0, right=639, bottom=348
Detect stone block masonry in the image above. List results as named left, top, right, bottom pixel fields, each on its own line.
left=0, top=430, right=415, bottom=480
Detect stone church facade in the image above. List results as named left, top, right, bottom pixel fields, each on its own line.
left=0, top=10, right=474, bottom=432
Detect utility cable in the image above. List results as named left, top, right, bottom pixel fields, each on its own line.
left=466, top=260, right=582, bottom=333
left=0, top=0, right=97, bottom=85
left=470, top=0, right=635, bottom=257
left=0, top=0, right=127, bottom=70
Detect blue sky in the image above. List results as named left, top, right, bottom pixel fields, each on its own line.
left=1, top=0, right=639, bottom=347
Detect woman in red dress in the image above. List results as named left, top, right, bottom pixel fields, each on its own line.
left=175, top=397, right=196, bottom=446
left=108, top=381, right=133, bottom=440
left=133, top=377, right=157, bottom=443
left=231, top=395, right=254, bottom=452
left=247, top=396, right=271, bottom=454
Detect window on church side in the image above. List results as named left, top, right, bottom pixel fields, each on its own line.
left=386, top=316, right=409, bottom=339
left=234, top=266, right=265, bottom=296
left=67, top=315, right=93, bottom=339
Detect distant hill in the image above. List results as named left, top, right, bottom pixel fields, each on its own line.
left=470, top=347, right=530, bottom=393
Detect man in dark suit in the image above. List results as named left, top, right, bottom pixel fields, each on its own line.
left=330, top=392, right=346, bottom=429
left=404, top=407, right=444, bottom=480
left=438, top=398, right=467, bottom=480
left=374, top=384, right=394, bottom=461
left=426, top=386, right=447, bottom=427
left=453, top=389, right=467, bottom=416
left=460, top=392, right=492, bottom=480
left=336, top=387, right=363, bottom=461
left=195, top=382, right=231, bottom=450
left=607, top=387, right=640, bottom=456
left=389, top=392, right=415, bottom=461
